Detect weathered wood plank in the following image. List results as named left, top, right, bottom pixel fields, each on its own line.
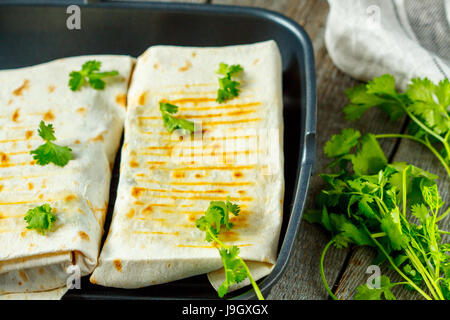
left=211, top=0, right=409, bottom=299
left=335, top=136, right=450, bottom=300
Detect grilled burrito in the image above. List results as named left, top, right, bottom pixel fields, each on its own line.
left=91, top=41, right=284, bottom=292
left=0, top=55, right=135, bottom=299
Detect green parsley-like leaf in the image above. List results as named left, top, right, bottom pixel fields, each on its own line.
left=216, top=63, right=243, bottom=103
left=380, top=208, right=409, bottom=250
left=352, top=134, right=387, bottom=175
left=159, top=101, right=195, bottom=134
left=69, top=60, right=119, bottom=91
left=30, top=121, right=73, bottom=167
left=354, top=276, right=396, bottom=300
left=217, top=246, right=248, bottom=298
left=324, top=128, right=361, bottom=158
left=24, top=204, right=56, bottom=235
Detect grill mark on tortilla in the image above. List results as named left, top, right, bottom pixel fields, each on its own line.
left=202, top=118, right=261, bottom=126
left=0, top=160, right=36, bottom=168
left=43, top=110, right=55, bottom=121
left=146, top=161, right=166, bottom=165
left=9, top=126, right=33, bottom=130
left=132, top=191, right=252, bottom=202
left=0, top=137, right=40, bottom=144
left=176, top=244, right=252, bottom=248
left=135, top=188, right=227, bottom=195
left=165, top=97, right=217, bottom=105
left=138, top=109, right=257, bottom=121
left=172, top=165, right=257, bottom=171
left=174, top=102, right=260, bottom=111
left=133, top=231, right=179, bottom=236
left=18, top=270, right=28, bottom=282
left=12, top=109, right=20, bottom=122
left=139, top=136, right=257, bottom=151
left=113, top=259, right=123, bottom=272
left=138, top=92, right=147, bottom=105
left=0, top=172, right=66, bottom=181
left=116, top=93, right=127, bottom=107
left=178, top=60, right=192, bottom=72
left=134, top=178, right=253, bottom=187
left=12, top=79, right=29, bottom=96
left=78, top=231, right=90, bottom=241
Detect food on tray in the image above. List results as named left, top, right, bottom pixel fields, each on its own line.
left=90, top=41, right=285, bottom=295
left=0, top=55, right=135, bottom=299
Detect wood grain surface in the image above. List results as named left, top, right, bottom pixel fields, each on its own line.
left=144, top=0, right=449, bottom=300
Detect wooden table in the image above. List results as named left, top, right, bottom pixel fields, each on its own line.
left=156, top=0, right=449, bottom=300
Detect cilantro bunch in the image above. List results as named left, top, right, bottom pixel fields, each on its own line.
left=344, top=75, right=450, bottom=179
left=159, top=102, right=195, bottom=134
left=30, top=121, right=73, bottom=167
left=69, top=60, right=119, bottom=91
left=196, top=199, right=264, bottom=299
left=216, top=63, right=243, bottom=103
left=306, top=129, right=449, bottom=300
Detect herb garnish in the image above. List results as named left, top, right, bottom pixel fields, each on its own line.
left=196, top=198, right=264, bottom=299
left=216, top=63, right=243, bottom=103
left=159, top=102, right=195, bottom=134
left=24, top=204, right=56, bottom=235
left=30, top=121, right=73, bottom=167
left=344, top=75, right=450, bottom=178
left=69, top=60, right=119, bottom=91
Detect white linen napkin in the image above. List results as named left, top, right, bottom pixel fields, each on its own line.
left=325, top=0, right=450, bottom=89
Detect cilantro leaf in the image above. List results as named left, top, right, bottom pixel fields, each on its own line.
left=352, top=134, right=387, bottom=175
left=37, top=120, right=57, bottom=141
left=159, top=101, right=195, bottom=134
left=343, top=76, right=405, bottom=121
left=354, top=276, right=396, bottom=300
left=69, top=60, right=119, bottom=91
left=380, top=208, right=409, bottom=250
left=216, top=63, right=243, bottom=103
left=159, top=102, right=179, bottom=114
left=217, top=246, right=248, bottom=298
left=30, top=121, right=73, bottom=167
left=24, top=204, right=56, bottom=235
left=324, top=128, right=361, bottom=158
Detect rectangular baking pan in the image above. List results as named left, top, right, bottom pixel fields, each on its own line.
left=0, top=0, right=316, bottom=300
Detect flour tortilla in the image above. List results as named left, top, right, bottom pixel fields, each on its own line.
left=91, top=41, right=284, bottom=293
left=0, top=55, right=135, bottom=299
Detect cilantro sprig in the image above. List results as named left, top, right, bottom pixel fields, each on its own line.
left=306, top=128, right=449, bottom=300
left=69, top=60, right=119, bottom=91
left=216, top=63, right=243, bottom=103
left=196, top=198, right=264, bottom=299
left=24, top=204, right=56, bottom=235
left=344, top=75, right=450, bottom=178
left=30, top=121, right=73, bottom=167
left=159, top=102, right=195, bottom=134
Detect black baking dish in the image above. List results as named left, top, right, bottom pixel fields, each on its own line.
left=0, top=0, right=316, bottom=300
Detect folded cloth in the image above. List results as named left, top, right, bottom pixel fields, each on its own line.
left=325, top=0, right=450, bottom=89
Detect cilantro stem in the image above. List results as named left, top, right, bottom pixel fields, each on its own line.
left=206, top=228, right=264, bottom=300
left=362, top=225, right=433, bottom=300
left=374, top=133, right=450, bottom=179
left=370, top=232, right=386, bottom=238
left=237, top=256, right=265, bottom=300
left=436, top=206, right=450, bottom=222
left=320, top=238, right=339, bottom=300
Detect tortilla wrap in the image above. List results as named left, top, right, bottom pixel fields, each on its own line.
left=0, top=55, right=135, bottom=299
left=91, top=41, right=284, bottom=292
